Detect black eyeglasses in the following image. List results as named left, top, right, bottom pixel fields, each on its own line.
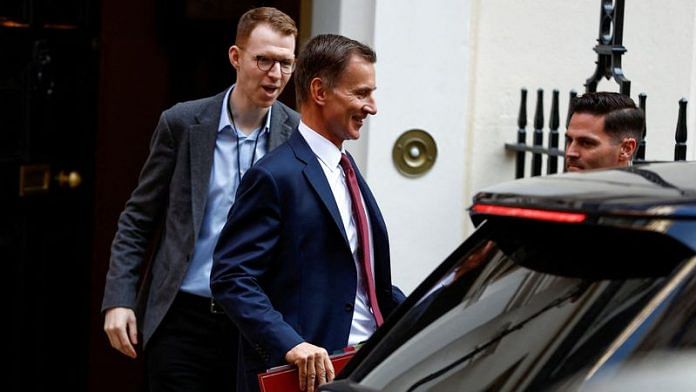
left=238, top=47, right=295, bottom=74
left=254, top=55, right=295, bottom=75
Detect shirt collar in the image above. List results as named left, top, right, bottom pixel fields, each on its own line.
left=298, top=121, right=344, bottom=172
left=218, top=85, right=272, bottom=136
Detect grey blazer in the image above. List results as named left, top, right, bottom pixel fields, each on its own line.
left=101, top=89, right=299, bottom=347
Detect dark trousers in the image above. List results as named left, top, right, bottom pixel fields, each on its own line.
left=146, top=291, right=239, bottom=392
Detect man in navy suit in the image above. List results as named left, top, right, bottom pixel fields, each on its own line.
left=212, top=34, right=405, bottom=392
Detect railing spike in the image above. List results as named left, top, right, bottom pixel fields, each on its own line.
left=532, top=89, right=544, bottom=176
left=518, top=88, right=528, bottom=129
left=675, top=98, right=688, bottom=161
left=566, top=90, right=577, bottom=129
left=637, top=93, right=647, bottom=160
left=547, top=90, right=560, bottom=174
left=516, top=89, right=528, bottom=179
left=534, top=89, right=545, bottom=131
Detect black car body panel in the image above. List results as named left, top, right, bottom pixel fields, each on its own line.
left=320, top=162, right=696, bottom=392
left=473, top=163, right=696, bottom=219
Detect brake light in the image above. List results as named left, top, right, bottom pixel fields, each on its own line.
left=472, top=203, right=587, bottom=223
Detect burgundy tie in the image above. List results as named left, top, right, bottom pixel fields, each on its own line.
left=339, top=154, right=384, bottom=326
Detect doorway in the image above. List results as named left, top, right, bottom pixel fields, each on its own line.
left=1, top=1, right=99, bottom=391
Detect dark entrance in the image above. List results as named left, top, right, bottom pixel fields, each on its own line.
left=1, top=1, right=99, bottom=391
left=3, top=0, right=301, bottom=390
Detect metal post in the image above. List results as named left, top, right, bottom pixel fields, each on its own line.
left=675, top=98, right=688, bottom=161
left=532, top=89, right=544, bottom=176
left=516, top=89, right=528, bottom=179
left=566, top=90, right=577, bottom=129
left=547, top=90, right=560, bottom=174
left=584, top=0, right=631, bottom=96
left=563, top=90, right=577, bottom=173
left=637, top=93, right=647, bottom=161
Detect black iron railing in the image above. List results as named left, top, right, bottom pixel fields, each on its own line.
left=505, top=0, right=690, bottom=179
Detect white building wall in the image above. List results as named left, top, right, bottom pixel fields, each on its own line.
left=625, top=1, right=696, bottom=160
left=311, top=0, right=696, bottom=294
left=369, top=1, right=471, bottom=293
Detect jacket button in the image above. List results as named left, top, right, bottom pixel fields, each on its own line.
left=344, top=303, right=354, bottom=312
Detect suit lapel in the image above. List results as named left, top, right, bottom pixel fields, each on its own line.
left=289, top=132, right=349, bottom=244
left=268, top=103, right=294, bottom=150
left=189, top=91, right=225, bottom=241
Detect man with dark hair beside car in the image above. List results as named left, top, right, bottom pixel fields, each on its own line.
left=565, top=92, right=645, bottom=171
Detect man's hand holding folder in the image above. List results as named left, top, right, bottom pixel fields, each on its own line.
left=285, top=342, right=335, bottom=391
left=258, top=346, right=357, bottom=392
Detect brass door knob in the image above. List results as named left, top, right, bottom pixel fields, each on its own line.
left=56, top=170, right=82, bottom=189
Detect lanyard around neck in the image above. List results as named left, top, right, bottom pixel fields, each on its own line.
left=227, top=103, right=262, bottom=184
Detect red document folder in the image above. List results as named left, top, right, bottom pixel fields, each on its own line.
left=258, top=350, right=356, bottom=392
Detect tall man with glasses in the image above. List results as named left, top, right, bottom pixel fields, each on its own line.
left=212, top=34, right=405, bottom=392
left=101, top=7, right=299, bottom=391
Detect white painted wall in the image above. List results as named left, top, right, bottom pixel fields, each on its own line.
left=368, top=1, right=472, bottom=293
left=625, top=1, right=696, bottom=160
left=311, top=0, right=696, bottom=294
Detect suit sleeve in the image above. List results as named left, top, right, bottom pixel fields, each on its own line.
left=101, top=111, right=177, bottom=311
left=392, top=285, right=407, bottom=304
left=211, top=166, right=304, bottom=365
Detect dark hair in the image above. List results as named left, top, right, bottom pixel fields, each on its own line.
left=570, top=92, right=645, bottom=143
left=294, top=34, right=376, bottom=107
left=235, top=7, right=297, bottom=47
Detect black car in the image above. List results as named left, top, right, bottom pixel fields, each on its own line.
left=320, top=162, right=696, bottom=392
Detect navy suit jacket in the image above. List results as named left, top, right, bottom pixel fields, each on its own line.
left=212, top=131, right=404, bottom=389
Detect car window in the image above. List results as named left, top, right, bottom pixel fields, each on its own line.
left=552, top=257, right=696, bottom=390
left=626, top=261, right=696, bottom=352
left=347, top=221, right=693, bottom=392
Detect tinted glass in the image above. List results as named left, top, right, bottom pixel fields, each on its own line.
left=552, top=259, right=696, bottom=390
left=347, top=221, right=694, bottom=391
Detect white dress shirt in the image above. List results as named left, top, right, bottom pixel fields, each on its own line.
left=298, top=121, right=377, bottom=345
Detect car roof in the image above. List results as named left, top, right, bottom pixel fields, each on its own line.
left=473, top=161, right=696, bottom=219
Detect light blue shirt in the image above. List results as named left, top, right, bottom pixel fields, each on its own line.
left=180, top=86, right=271, bottom=297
